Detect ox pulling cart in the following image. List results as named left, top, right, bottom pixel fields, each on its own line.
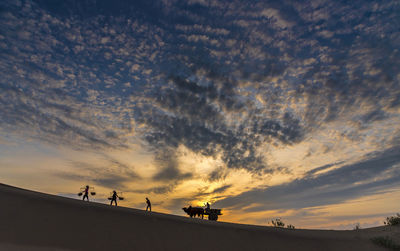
left=182, top=206, right=222, bottom=221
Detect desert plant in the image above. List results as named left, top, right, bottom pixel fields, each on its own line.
left=270, top=218, right=285, bottom=228
left=384, top=213, right=400, bottom=226
left=270, top=218, right=295, bottom=229
left=371, top=236, right=400, bottom=250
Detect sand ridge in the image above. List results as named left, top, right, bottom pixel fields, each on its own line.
left=0, top=183, right=397, bottom=251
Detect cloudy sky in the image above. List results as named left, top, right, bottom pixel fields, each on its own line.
left=1, top=0, right=399, bottom=229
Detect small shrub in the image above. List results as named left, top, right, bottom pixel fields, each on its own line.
left=270, top=218, right=295, bottom=229
left=271, top=218, right=285, bottom=228
left=384, top=213, right=400, bottom=226
left=371, top=236, right=400, bottom=250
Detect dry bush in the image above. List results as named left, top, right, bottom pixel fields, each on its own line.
left=271, top=218, right=285, bottom=227
left=270, top=218, right=295, bottom=229
left=384, top=213, right=400, bottom=226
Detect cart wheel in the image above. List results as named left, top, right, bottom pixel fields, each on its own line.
left=208, top=213, right=218, bottom=221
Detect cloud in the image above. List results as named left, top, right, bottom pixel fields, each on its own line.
left=211, top=184, right=232, bottom=194
left=133, top=184, right=177, bottom=195
left=359, top=109, right=388, bottom=124
left=55, top=158, right=140, bottom=189
left=305, top=162, right=344, bottom=176
left=0, top=83, right=128, bottom=150
left=0, top=1, right=161, bottom=151
left=215, top=146, right=400, bottom=211
left=135, top=73, right=305, bottom=174
left=208, top=167, right=228, bottom=182
left=129, top=150, right=194, bottom=194
left=152, top=150, right=193, bottom=181
left=1, top=0, right=400, bottom=208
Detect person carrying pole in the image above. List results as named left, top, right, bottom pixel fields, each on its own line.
left=110, top=190, right=119, bottom=206
left=82, top=185, right=89, bottom=201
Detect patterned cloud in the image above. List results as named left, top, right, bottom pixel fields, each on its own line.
left=0, top=0, right=399, bottom=225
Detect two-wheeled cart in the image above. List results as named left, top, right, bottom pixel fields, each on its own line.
left=204, top=208, right=222, bottom=221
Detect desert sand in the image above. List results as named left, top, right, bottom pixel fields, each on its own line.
left=0, top=183, right=398, bottom=251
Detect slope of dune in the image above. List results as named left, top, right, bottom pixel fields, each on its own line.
left=0, top=183, right=398, bottom=251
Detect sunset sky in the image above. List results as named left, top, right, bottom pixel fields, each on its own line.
left=1, top=0, right=399, bottom=230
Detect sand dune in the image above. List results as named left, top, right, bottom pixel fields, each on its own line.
left=0, top=183, right=398, bottom=251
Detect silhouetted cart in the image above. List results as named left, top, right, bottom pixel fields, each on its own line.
left=182, top=206, right=222, bottom=221
left=205, top=208, right=222, bottom=221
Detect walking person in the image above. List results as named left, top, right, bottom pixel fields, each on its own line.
left=146, top=197, right=151, bottom=211
left=110, top=190, right=119, bottom=206
left=82, top=185, right=89, bottom=201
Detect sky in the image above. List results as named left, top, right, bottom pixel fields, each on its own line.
left=0, top=0, right=399, bottom=230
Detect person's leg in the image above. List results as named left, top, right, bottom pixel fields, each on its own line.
left=149, top=205, right=151, bottom=212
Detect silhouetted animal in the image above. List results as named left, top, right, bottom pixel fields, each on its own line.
left=182, top=206, right=204, bottom=219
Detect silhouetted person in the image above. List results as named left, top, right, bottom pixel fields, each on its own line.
left=82, top=185, right=89, bottom=201
left=146, top=197, right=151, bottom=211
left=206, top=202, right=210, bottom=210
left=110, top=190, right=118, bottom=206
